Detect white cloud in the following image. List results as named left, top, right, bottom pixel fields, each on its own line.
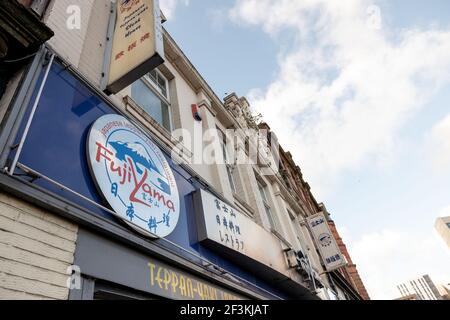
left=429, top=113, right=450, bottom=171
left=336, top=224, right=353, bottom=244
left=160, top=0, right=189, bottom=20
left=348, top=229, right=450, bottom=300
left=228, top=0, right=450, bottom=300
left=439, top=205, right=450, bottom=217
left=229, top=0, right=450, bottom=197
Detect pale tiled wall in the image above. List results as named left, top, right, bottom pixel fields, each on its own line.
left=45, top=0, right=96, bottom=68
left=78, top=0, right=111, bottom=86
left=0, top=193, right=78, bottom=300
left=0, top=0, right=84, bottom=299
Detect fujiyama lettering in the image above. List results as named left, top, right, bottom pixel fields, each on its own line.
left=87, top=115, right=180, bottom=238
left=95, top=142, right=175, bottom=212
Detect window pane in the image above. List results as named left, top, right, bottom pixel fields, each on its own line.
left=161, top=101, right=171, bottom=131
left=160, top=86, right=167, bottom=98
left=222, top=142, right=228, bottom=163
left=131, top=80, right=171, bottom=131
left=227, top=166, right=236, bottom=193
left=157, top=75, right=167, bottom=92
left=258, top=182, right=268, bottom=202
left=265, top=205, right=275, bottom=230
left=147, top=69, right=168, bottom=98
left=149, top=70, right=157, bottom=83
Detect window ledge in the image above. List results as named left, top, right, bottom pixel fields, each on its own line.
left=271, top=228, right=293, bottom=250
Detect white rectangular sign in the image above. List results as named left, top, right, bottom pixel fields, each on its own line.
left=105, top=0, right=164, bottom=94
left=307, top=213, right=346, bottom=272
left=193, top=189, right=289, bottom=277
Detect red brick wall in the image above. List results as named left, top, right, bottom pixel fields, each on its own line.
left=328, top=220, right=370, bottom=300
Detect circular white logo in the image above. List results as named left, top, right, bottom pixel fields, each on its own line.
left=318, top=233, right=332, bottom=247
left=87, top=115, right=179, bottom=238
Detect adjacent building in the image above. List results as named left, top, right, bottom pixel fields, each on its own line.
left=395, top=294, right=420, bottom=300
left=435, top=216, right=450, bottom=248
left=0, top=0, right=368, bottom=300
left=437, top=284, right=450, bottom=300
left=397, top=275, right=444, bottom=300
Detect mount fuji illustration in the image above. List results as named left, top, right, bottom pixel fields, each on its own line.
left=109, top=141, right=171, bottom=195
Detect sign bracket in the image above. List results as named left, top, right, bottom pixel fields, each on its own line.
left=7, top=52, right=54, bottom=176
left=100, top=1, right=117, bottom=94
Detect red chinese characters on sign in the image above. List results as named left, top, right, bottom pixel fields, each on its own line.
left=114, top=2, right=151, bottom=62
left=115, top=51, right=125, bottom=61
left=141, top=32, right=150, bottom=43
left=116, top=32, right=150, bottom=61
left=128, top=41, right=137, bottom=52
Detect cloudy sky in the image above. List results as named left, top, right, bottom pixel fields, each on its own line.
left=160, top=0, right=450, bottom=299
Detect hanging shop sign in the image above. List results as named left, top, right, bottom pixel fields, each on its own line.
left=193, top=189, right=289, bottom=277
left=307, top=213, right=346, bottom=272
left=87, top=114, right=179, bottom=238
left=104, top=0, right=164, bottom=94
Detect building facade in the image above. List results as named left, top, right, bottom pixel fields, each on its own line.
left=0, top=0, right=367, bottom=300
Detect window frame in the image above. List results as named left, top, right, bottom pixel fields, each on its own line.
left=223, top=142, right=237, bottom=194
left=133, top=68, right=173, bottom=132
left=144, top=69, right=170, bottom=101
left=256, top=178, right=277, bottom=231
left=218, top=128, right=237, bottom=194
